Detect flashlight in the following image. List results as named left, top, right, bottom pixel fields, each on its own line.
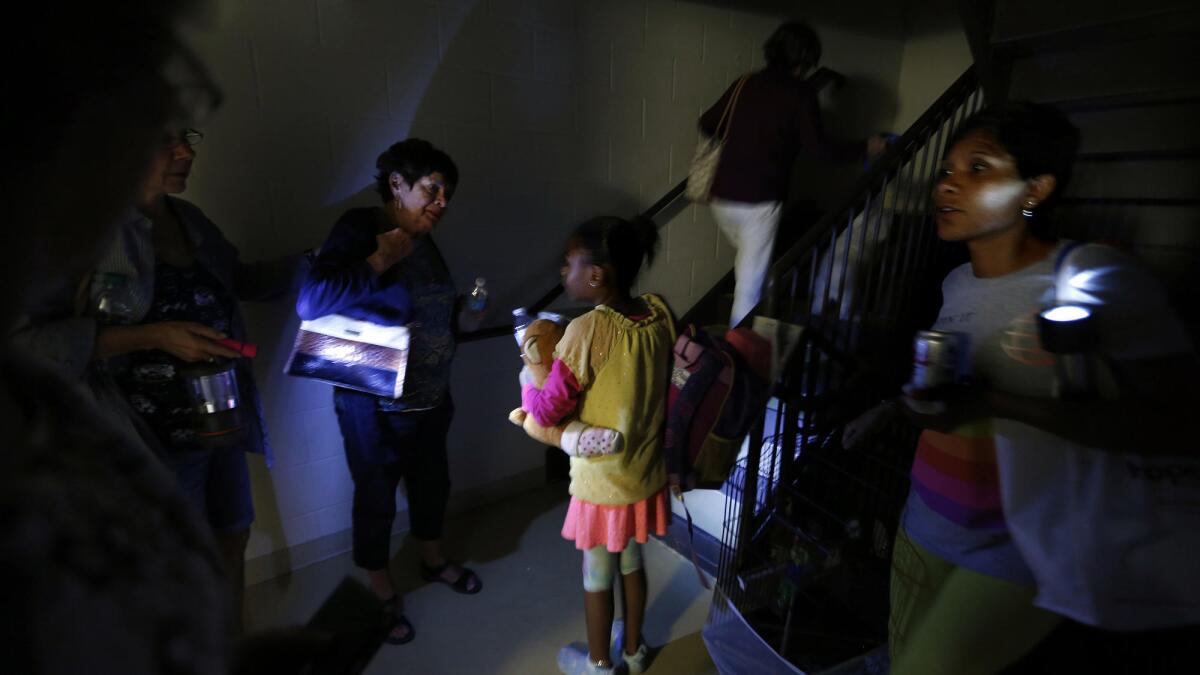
left=1038, top=304, right=1097, bottom=398
left=216, top=337, right=258, bottom=358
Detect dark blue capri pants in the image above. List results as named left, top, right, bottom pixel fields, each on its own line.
left=333, top=389, right=453, bottom=570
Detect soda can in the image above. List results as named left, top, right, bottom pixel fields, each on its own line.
left=910, top=330, right=966, bottom=391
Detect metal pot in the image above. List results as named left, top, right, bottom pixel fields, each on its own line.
left=178, top=359, right=245, bottom=446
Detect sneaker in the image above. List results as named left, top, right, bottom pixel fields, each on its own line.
left=610, top=620, right=651, bottom=675
left=557, top=641, right=617, bottom=675
left=621, top=643, right=650, bottom=675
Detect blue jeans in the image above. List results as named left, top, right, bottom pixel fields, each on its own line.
left=333, top=389, right=454, bottom=570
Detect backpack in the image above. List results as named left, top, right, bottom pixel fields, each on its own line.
left=665, top=325, right=773, bottom=491
left=663, top=325, right=772, bottom=586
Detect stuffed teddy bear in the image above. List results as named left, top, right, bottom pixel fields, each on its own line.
left=509, top=318, right=623, bottom=457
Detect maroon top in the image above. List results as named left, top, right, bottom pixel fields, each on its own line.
left=700, top=68, right=861, bottom=203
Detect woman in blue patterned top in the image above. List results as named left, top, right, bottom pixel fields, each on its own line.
left=297, top=138, right=484, bottom=645
left=16, top=126, right=308, bottom=637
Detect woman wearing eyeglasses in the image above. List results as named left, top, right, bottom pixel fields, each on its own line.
left=17, top=127, right=308, bottom=634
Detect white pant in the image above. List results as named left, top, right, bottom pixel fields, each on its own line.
left=711, top=199, right=782, bottom=326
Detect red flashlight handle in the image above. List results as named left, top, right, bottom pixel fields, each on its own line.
left=216, top=337, right=258, bottom=358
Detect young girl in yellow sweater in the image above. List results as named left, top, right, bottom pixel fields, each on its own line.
left=522, top=215, right=676, bottom=674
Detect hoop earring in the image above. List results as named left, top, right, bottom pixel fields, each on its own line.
left=1022, top=201, right=1037, bottom=219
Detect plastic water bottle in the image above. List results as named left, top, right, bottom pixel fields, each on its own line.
left=512, top=307, right=532, bottom=347
left=467, top=277, right=488, bottom=312
left=92, top=272, right=136, bottom=324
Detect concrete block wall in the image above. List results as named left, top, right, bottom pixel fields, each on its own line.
left=182, top=0, right=909, bottom=582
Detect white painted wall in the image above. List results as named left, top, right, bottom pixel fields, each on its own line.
left=894, top=0, right=974, bottom=131
left=183, top=0, right=914, bottom=579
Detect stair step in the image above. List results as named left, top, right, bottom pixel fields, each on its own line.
left=1050, top=86, right=1200, bottom=113
left=1130, top=245, right=1200, bottom=283
left=1067, top=101, right=1200, bottom=156
left=1077, top=149, right=1200, bottom=163
left=1055, top=204, right=1200, bottom=251
left=1066, top=158, right=1200, bottom=202
left=991, top=0, right=1194, bottom=43
left=1008, top=33, right=1200, bottom=104
left=992, top=4, right=1200, bottom=56
left=1059, top=197, right=1200, bottom=207
left=1127, top=245, right=1200, bottom=307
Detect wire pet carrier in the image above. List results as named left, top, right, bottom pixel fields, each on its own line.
left=707, top=405, right=916, bottom=673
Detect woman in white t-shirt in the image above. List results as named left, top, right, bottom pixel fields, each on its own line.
left=884, top=101, right=1200, bottom=674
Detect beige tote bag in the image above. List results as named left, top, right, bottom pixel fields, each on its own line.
left=686, top=75, right=749, bottom=203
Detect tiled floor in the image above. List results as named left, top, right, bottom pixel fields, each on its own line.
left=245, top=484, right=720, bottom=674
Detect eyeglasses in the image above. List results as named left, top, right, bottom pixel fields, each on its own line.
left=182, top=128, right=204, bottom=147
left=165, top=128, right=204, bottom=149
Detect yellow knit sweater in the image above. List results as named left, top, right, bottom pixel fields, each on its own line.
left=556, top=294, right=676, bottom=505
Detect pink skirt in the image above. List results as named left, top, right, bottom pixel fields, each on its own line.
left=561, top=488, right=672, bottom=552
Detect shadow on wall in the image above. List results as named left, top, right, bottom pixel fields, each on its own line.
left=823, top=76, right=899, bottom=147
left=791, top=76, right=900, bottom=214
left=410, top=0, right=587, bottom=317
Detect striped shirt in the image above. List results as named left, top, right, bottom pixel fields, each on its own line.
left=899, top=249, right=1069, bottom=584
left=910, top=424, right=1004, bottom=530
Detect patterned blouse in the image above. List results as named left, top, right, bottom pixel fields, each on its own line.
left=114, top=260, right=242, bottom=450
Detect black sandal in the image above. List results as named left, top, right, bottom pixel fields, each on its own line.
left=419, top=561, right=483, bottom=595
left=382, top=596, right=415, bottom=645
